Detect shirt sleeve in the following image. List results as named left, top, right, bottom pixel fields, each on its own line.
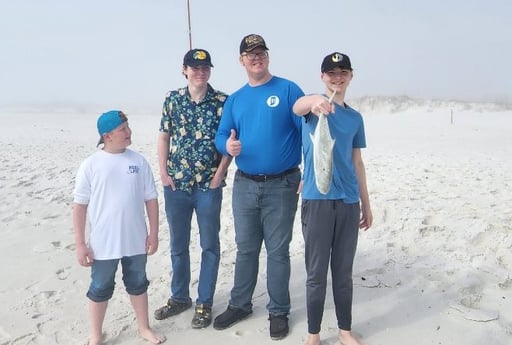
left=353, top=116, right=367, bottom=149
left=142, top=158, right=158, bottom=201
left=288, top=81, right=305, bottom=132
left=73, top=160, right=91, bottom=205
left=159, top=92, right=172, bottom=133
left=215, top=95, right=235, bottom=156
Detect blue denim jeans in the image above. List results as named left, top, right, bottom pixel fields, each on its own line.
left=87, top=254, right=149, bottom=302
left=229, top=169, right=300, bottom=315
left=164, top=185, right=222, bottom=306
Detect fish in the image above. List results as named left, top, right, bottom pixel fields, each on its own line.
left=309, top=91, right=336, bottom=194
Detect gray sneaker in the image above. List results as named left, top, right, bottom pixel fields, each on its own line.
left=154, top=298, right=192, bottom=320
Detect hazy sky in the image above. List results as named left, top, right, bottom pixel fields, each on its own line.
left=1, top=0, right=511, bottom=111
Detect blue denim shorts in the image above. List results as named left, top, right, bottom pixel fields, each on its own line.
left=86, top=254, right=149, bottom=302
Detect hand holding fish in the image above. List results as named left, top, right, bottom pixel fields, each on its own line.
left=311, top=90, right=336, bottom=116
left=311, top=97, right=335, bottom=116
left=226, top=129, right=242, bottom=157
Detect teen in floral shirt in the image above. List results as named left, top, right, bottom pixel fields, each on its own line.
left=155, top=49, right=231, bottom=329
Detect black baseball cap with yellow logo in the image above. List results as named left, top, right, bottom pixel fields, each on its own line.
left=183, top=49, right=214, bottom=67
left=321, top=52, right=352, bottom=72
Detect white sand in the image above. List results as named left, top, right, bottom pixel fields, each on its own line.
left=1, top=103, right=511, bottom=345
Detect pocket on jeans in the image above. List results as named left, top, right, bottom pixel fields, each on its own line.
left=284, top=171, right=301, bottom=187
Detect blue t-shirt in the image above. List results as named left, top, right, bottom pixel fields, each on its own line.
left=215, top=76, right=304, bottom=174
left=301, top=102, right=366, bottom=203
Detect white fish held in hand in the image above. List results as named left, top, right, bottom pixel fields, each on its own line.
left=309, top=91, right=336, bottom=194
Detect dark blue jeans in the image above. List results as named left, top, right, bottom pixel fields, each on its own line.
left=229, top=169, right=300, bottom=315
left=164, top=185, right=222, bottom=306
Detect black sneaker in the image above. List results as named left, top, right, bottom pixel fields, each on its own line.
left=213, top=306, right=252, bottom=330
left=269, top=314, right=289, bottom=340
left=191, top=304, right=212, bottom=329
left=154, top=298, right=192, bottom=320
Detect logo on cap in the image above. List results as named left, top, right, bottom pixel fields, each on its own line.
left=245, top=35, right=263, bottom=47
left=194, top=50, right=208, bottom=61
left=331, top=53, right=343, bottom=62
left=240, top=34, right=269, bottom=53
left=321, top=52, right=352, bottom=72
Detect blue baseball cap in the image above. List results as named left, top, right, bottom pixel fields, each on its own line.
left=97, top=110, right=126, bottom=146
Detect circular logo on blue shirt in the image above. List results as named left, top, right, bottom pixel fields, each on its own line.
left=266, top=95, right=280, bottom=108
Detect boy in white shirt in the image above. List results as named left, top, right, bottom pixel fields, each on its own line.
left=73, top=110, right=166, bottom=345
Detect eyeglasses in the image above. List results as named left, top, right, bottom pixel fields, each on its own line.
left=241, top=51, right=268, bottom=60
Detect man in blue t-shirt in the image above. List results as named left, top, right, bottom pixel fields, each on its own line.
left=214, top=34, right=304, bottom=340
left=293, top=52, right=373, bottom=345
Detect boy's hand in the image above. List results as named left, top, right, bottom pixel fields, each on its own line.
left=296, top=180, right=303, bottom=194
left=146, top=235, right=159, bottom=255
left=359, top=206, right=373, bottom=231
left=76, top=243, right=94, bottom=266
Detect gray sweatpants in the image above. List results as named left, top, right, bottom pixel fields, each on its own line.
left=301, top=199, right=360, bottom=333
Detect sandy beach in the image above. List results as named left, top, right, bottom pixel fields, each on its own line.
left=1, top=100, right=511, bottom=345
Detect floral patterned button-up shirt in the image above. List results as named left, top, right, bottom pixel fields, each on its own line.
left=159, top=84, right=227, bottom=192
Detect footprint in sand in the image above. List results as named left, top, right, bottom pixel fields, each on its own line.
left=498, top=276, right=512, bottom=289
left=18, top=289, right=60, bottom=318
left=459, top=284, right=483, bottom=308
left=418, top=216, right=445, bottom=237
left=496, top=254, right=511, bottom=270
left=56, top=266, right=71, bottom=280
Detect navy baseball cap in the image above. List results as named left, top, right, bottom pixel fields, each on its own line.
left=183, top=49, right=214, bottom=67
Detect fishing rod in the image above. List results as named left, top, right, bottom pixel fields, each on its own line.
left=186, top=0, right=192, bottom=49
